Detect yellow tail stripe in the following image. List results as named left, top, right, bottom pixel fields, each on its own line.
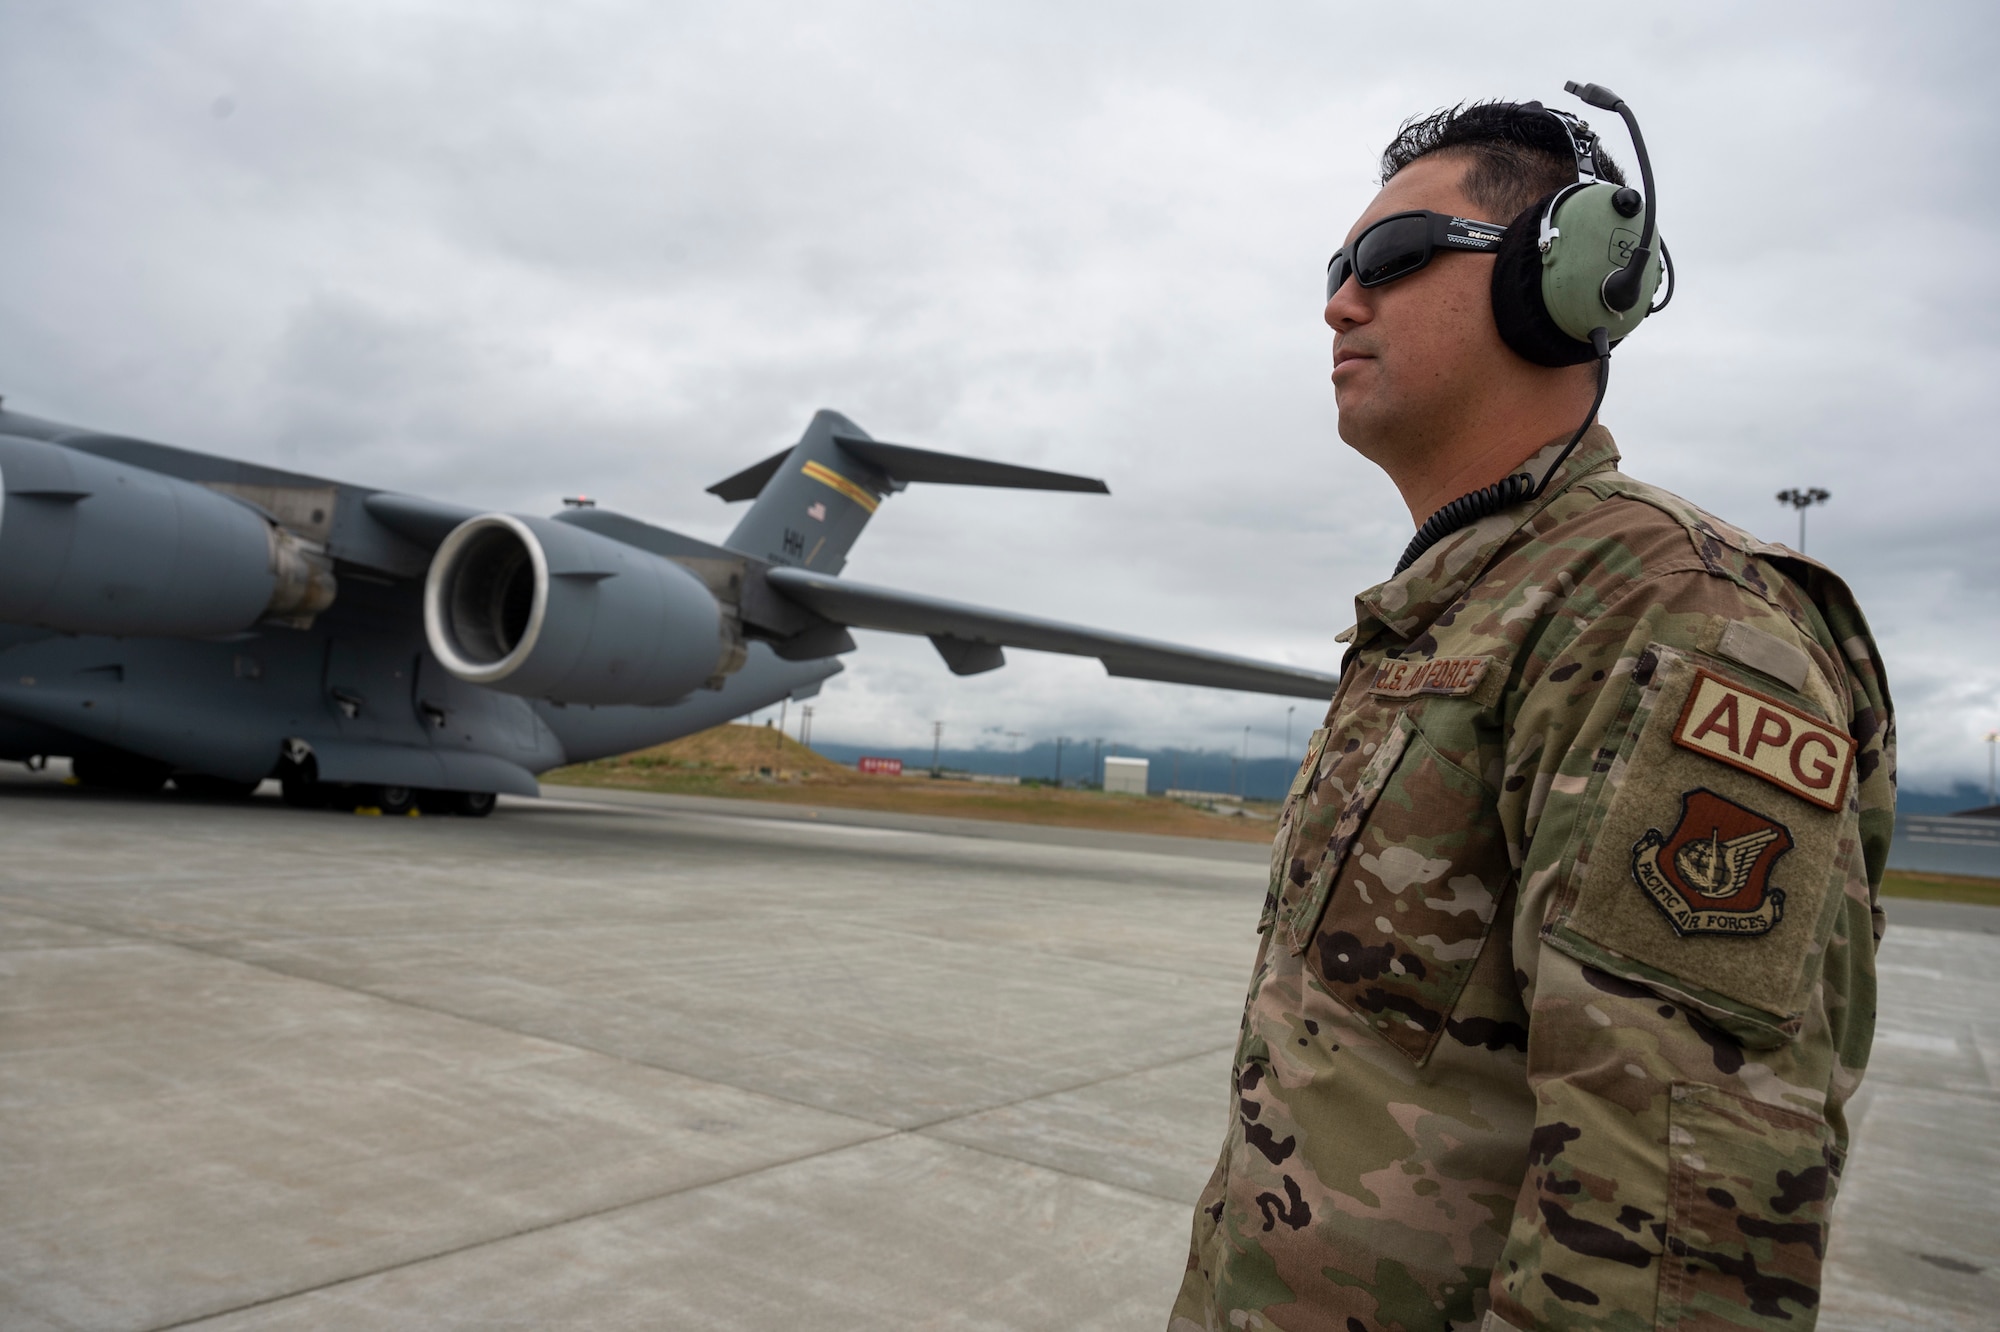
left=801, top=460, right=880, bottom=513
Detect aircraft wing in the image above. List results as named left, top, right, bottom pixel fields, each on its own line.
left=763, top=566, right=1338, bottom=700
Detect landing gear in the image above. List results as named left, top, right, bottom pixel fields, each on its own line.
left=71, top=752, right=173, bottom=793
left=453, top=790, right=497, bottom=818
left=416, top=788, right=497, bottom=817
left=278, top=754, right=329, bottom=809
left=372, top=784, right=418, bottom=816
left=280, top=777, right=327, bottom=809
left=173, top=773, right=261, bottom=801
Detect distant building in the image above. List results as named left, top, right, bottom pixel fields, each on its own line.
left=1103, top=756, right=1149, bottom=795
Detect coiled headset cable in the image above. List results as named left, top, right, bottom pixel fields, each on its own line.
left=1391, top=326, right=1611, bottom=576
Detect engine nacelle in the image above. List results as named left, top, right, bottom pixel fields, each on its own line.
left=424, top=513, right=738, bottom=705
left=0, top=434, right=335, bottom=636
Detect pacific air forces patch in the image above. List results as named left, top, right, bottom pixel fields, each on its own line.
left=1632, top=789, right=1793, bottom=937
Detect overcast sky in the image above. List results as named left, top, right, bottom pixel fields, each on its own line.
left=3, top=1, right=1996, bottom=790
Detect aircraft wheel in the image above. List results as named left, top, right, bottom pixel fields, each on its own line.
left=174, top=773, right=260, bottom=801
left=71, top=752, right=173, bottom=793
left=455, top=790, right=497, bottom=818
left=372, top=784, right=419, bottom=816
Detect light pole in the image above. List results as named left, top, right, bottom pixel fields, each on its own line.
left=1286, top=706, right=1296, bottom=764
left=1775, top=487, right=1831, bottom=553
left=931, top=720, right=943, bottom=777
left=799, top=705, right=814, bottom=749
left=1987, top=731, right=1998, bottom=807
left=1241, top=725, right=1251, bottom=797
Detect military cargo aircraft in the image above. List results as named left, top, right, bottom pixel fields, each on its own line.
left=0, top=403, right=1337, bottom=815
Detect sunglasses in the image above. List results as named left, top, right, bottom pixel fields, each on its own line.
left=1325, top=210, right=1507, bottom=301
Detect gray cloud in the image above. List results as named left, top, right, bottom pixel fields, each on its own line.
left=2, top=0, right=1995, bottom=786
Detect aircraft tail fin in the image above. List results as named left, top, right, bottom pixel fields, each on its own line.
left=712, top=410, right=1105, bottom=576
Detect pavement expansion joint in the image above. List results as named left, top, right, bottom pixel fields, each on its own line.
left=142, top=1130, right=903, bottom=1332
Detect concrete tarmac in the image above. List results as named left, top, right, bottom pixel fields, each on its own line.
left=0, top=773, right=1993, bottom=1330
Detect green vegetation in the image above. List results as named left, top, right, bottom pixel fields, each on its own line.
left=1878, top=869, right=2000, bottom=907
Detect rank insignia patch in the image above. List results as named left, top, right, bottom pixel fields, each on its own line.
left=1673, top=669, right=1853, bottom=810
left=1631, top=789, right=1793, bottom=937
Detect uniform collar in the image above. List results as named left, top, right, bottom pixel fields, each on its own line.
left=1350, top=426, right=1621, bottom=645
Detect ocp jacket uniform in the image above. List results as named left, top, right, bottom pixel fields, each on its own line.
left=1171, top=427, right=1893, bottom=1332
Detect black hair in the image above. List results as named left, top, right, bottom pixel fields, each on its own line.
left=1381, top=101, right=1627, bottom=225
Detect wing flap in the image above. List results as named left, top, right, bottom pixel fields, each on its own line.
left=764, top=567, right=1336, bottom=700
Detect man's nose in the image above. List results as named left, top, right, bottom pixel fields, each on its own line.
left=1324, top=276, right=1369, bottom=332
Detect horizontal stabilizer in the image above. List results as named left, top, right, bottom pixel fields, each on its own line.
left=706, top=433, right=1107, bottom=502
left=706, top=447, right=792, bottom=502
left=765, top=567, right=1337, bottom=700
left=831, top=437, right=1108, bottom=494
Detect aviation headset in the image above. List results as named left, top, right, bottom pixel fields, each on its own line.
left=1391, top=79, right=1673, bottom=574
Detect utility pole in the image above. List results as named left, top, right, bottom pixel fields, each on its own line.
left=1775, top=488, right=1831, bottom=553
left=1242, top=725, right=1251, bottom=797
left=1053, top=736, right=1064, bottom=787
left=1286, top=706, right=1296, bottom=764
left=777, top=698, right=788, bottom=753
left=931, top=720, right=943, bottom=777
left=1006, top=730, right=1024, bottom=777
left=1987, top=731, right=1998, bottom=807
left=1092, top=737, right=1102, bottom=788
left=799, top=705, right=813, bottom=749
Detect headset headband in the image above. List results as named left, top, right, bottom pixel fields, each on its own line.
left=1521, top=102, right=1601, bottom=186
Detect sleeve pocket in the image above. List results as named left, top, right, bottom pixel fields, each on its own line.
left=1658, top=1082, right=1838, bottom=1331
left=1544, top=644, right=1853, bottom=1049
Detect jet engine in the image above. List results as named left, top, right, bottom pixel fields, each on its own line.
left=0, top=434, right=335, bottom=636
left=423, top=513, right=740, bottom=705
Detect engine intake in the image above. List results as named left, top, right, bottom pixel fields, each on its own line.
left=424, top=513, right=739, bottom=704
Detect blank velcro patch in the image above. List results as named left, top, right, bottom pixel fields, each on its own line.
left=1369, top=655, right=1489, bottom=699
left=1674, top=670, right=1853, bottom=811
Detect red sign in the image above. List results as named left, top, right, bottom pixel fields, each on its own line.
left=857, top=756, right=904, bottom=775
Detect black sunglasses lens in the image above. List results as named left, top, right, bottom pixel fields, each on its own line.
left=1325, top=253, right=1352, bottom=301
left=1354, top=215, right=1431, bottom=287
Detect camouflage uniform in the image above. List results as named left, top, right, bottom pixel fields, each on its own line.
left=1171, top=428, right=1893, bottom=1332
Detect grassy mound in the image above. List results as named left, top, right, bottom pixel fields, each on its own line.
left=547, top=723, right=1279, bottom=843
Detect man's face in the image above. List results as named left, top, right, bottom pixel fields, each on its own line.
left=1324, top=154, right=1513, bottom=459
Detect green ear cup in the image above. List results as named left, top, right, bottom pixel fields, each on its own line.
left=1541, top=182, right=1663, bottom=343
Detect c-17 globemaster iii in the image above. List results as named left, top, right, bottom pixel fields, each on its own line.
left=0, top=402, right=1337, bottom=816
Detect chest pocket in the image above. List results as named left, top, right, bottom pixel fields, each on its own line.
left=1279, top=701, right=1511, bottom=1065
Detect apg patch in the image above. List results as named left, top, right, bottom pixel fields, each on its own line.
left=1673, top=669, right=1853, bottom=811
left=1632, top=789, right=1793, bottom=937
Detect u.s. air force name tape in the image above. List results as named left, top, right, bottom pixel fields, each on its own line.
left=1368, top=655, right=1490, bottom=699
